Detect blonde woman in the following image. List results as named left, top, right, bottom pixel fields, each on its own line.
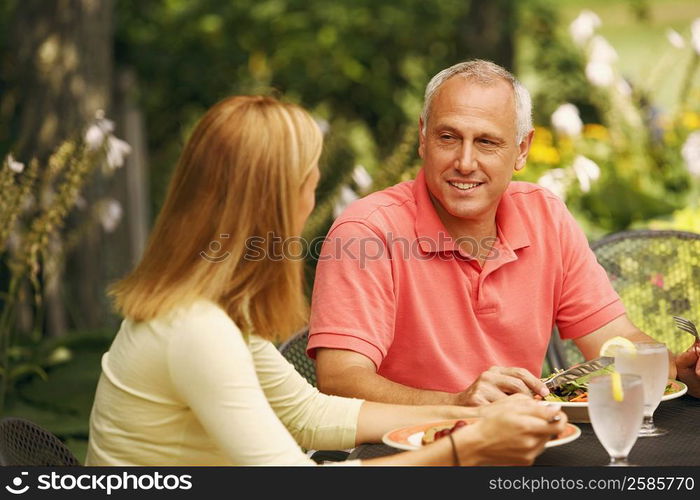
left=86, top=96, right=566, bottom=466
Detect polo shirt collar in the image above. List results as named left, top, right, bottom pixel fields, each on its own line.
left=413, top=169, right=457, bottom=253
left=413, top=168, right=531, bottom=255
left=495, top=186, right=531, bottom=252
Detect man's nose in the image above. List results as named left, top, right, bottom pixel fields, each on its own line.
left=455, top=142, right=477, bottom=174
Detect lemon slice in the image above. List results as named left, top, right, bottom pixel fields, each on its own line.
left=611, top=370, right=624, bottom=402
left=599, top=336, right=637, bottom=357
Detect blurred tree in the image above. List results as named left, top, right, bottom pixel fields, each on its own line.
left=0, top=0, right=520, bottom=335
left=519, top=0, right=600, bottom=125
left=114, top=0, right=518, bottom=214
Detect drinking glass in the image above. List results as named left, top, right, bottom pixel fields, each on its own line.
left=588, top=374, right=645, bottom=466
left=614, top=342, right=669, bottom=437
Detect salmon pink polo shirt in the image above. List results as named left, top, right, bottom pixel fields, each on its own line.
left=307, top=169, right=625, bottom=392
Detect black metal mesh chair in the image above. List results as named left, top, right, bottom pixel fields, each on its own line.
left=278, top=330, right=350, bottom=462
left=0, top=417, right=81, bottom=466
left=279, top=327, right=316, bottom=387
left=549, top=230, right=700, bottom=369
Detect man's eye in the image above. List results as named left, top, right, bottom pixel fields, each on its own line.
left=440, top=134, right=454, bottom=141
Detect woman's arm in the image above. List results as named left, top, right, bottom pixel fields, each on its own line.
left=358, top=395, right=567, bottom=466
left=168, top=309, right=319, bottom=465
left=354, top=400, right=478, bottom=445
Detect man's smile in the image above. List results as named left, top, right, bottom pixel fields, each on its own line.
left=448, top=180, right=484, bottom=191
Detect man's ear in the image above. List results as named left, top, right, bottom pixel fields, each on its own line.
left=418, top=118, right=426, bottom=159
left=515, top=129, right=535, bottom=172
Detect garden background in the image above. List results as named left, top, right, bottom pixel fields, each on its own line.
left=1, top=0, right=699, bottom=461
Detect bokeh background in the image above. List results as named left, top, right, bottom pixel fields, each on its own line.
left=0, top=0, right=699, bottom=461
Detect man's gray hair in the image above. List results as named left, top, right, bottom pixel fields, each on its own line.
left=420, top=59, right=533, bottom=143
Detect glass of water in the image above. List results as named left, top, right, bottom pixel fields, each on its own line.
left=615, top=342, right=669, bottom=437
left=588, top=374, right=645, bottom=466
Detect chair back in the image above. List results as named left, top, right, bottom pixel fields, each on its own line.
left=548, top=230, right=700, bottom=371
left=279, top=328, right=317, bottom=387
left=592, top=229, right=700, bottom=354
left=0, top=417, right=80, bottom=466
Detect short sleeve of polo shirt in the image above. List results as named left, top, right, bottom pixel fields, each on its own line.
left=554, top=201, right=626, bottom=339
left=307, top=220, right=395, bottom=369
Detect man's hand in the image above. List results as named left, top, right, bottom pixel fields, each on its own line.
left=675, top=342, right=700, bottom=398
left=453, top=366, right=550, bottom=406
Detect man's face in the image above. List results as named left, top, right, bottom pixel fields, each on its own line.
left=418, top=76, right=532, bottom=231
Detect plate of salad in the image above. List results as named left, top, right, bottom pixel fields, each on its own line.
left=542, top=365, right=687, bottom=422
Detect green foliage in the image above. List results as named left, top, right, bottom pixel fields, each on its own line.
left=0, top=122, right=125, bottom=412
left=2, top=330, right=113, bottom=463
left=519, top=0, right=601, bottom=124
left=114, top=0, right=487, bottom=212
left=517, top=8, right=699, bottom=237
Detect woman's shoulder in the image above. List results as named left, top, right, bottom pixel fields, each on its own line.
left=160, top=298, right=243, bottom=338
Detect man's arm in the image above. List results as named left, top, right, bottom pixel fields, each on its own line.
left=316, top=348, right=549, bottom=406
left=572, top=314, right=677, bottom=378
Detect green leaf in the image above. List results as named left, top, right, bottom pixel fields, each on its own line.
left=9, top=364, right=48, bottom=382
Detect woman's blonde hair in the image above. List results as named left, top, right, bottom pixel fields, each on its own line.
left=109, top=95, right=322, bottom=342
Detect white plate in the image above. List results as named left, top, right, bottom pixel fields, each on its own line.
left=558, top=379, right=687, bottom=423
left=661, top=379, right=688, bottom=401
left=382, top=418, right=581, bottom=451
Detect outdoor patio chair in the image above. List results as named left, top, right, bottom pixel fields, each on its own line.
left=278, top=329, right=350, bottom=462
left=0, top=417, right=81, bottom=466
left=547, top=229, right=700, bottom=370
left=279, top=327, right=316, bottom=387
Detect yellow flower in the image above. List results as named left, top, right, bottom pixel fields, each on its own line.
left=533, top=126, right=553, bottom=145
left=583, top=123, right=609, bottom=141
left=681, top=112, right=700, bottom=130
left=528, top=143, right=561, bottom=165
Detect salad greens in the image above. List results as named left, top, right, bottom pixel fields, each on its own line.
left=544, top=365, right=676, bottom=402
left=544, top=365, right=615, bottom=402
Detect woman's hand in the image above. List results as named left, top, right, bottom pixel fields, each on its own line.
left=453, top=394, right=567, bottom=466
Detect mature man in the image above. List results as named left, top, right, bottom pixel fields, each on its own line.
left=307, top=60, right=700, bottom=405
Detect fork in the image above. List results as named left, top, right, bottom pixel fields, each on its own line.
left=672, top=315, right=700, bottom=342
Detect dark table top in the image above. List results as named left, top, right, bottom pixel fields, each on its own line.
left=348, top=395, right=700, bottom=466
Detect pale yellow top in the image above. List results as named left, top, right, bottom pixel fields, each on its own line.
left=86, top=299, right=363, bottom=465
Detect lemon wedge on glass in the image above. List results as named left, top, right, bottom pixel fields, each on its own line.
left=610, top=370, right=624, bottom=402
left=599, top=336, right=637, bottom=357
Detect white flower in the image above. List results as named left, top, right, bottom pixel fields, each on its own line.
left=537, top=169, right=569, bottom=200
left=333, top=185, right=359, bottom=218
left=551, top=103, right=583, bottom=137
left=572, top=155, right=601, bottom=193
left=682, top=130, right=700, bottom=177
left=47, top=346, right=72, bottom=365
left=97, top=198, right=123, bottom=233
left=692, top=18, right=700, bottom=55
left=588, top=35, right=618, bottom=64
left=616, top=79, right=632, bottom=97
left=94, top=110, right=114, bottom=133
left=352, top=165, right=373, bottom=192
left=586, top=61, right=615, bottom=87
left=666, top=29, right=686, bottom=49
left=84, top=124, right=105, bottom=151
left=85, top=110, right=115, bottom=151
left=570, top=10, right=601, bottom=47
left=105, top=136, right=132, bottom=170
left=6, top=154, right=24, bottom=173
left=314, top=117, right=330, bottom=136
